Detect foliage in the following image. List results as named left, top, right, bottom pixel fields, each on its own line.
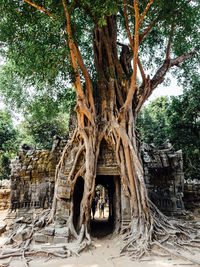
left=0, top=0, right=199, bottom=103
left=15, top=92, right=70, bottom=149
left=137, top=96, right=169, bottom=146
left=137, top=82, right=200, bottom=180
left=0, top=0, right=199, bottom=183
left=167, top=81, right=200, bottom=180
left=0, top=109, right=18, bottom=179
left=19, top=113, right=69, bottom=150
left=0, top=101, right=70, bottom=179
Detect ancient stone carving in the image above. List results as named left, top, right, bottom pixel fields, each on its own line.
left=9, top=136, right=185, bottom=220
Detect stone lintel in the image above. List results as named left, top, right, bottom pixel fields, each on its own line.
left=96, top=166, right=119, bottom=175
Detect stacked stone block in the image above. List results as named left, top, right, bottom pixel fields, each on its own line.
left=184, top=183, right=200, bottom=211
left=9, top=136, right=186, bottom=221
left=0, top=180, right=10, bottom=210
left=142, top=141, right=185, bottom=215
left=9, top=137, right=68, bottom=213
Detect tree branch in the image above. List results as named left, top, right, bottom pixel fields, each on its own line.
left=139, top=0, right=192, bottom=43
left=62, top=0, right=84, bottom=99
left=151, top=50, right=196, bottom=93
left=122, top=0, right=134, bottom=50
left=137, top=57, right=146, bottom=83
left=139, top=0, right=154, bottom=26
left=73, top=41, right=96, bottom=115
left=165, top=23, right=175, bottom=60
left=24, top=0, right=56, bottom=19
left=62, top=0, right=94, bottom=124
left=139, top=21, right=156, bottom=43
left=170, top=51, right=196, bottom=67
left=135, top=50, right=196, bottom=114
left=122, top=0, right=139, bottom=114
left=135, top=76, right=151, bottom=114
left=62, top=0, right=95, bottom=116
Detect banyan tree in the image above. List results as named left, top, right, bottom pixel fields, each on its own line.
left=0, top=0, right=200, bottom=263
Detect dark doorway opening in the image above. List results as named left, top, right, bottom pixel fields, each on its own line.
left=73, top=176, right=84, bottom=232
left=90, top=175, right=121, bottom=238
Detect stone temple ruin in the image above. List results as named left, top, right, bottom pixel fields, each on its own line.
left=0, top=180, right=10, bottom=210
left=8, top=118, right=185, bottom=238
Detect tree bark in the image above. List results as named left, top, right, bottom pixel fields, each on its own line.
left=49, top=16, right=154, bottom=250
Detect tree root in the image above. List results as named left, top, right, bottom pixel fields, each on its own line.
left=0, top=243, right=86, bottom=265
left=121, top=200, right=200, bottom=265
left=4, top=126, right=200, bottom=266
left=0, top=250, right=69, bottom=260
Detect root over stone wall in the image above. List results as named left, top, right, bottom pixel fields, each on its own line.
left=8, top=135, right=185, bottom=222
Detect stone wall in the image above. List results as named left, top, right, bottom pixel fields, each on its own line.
left=184, top=183, right=200, bottom=211
left=142, top=141, right=185, bottom=215
left=9, top=136, right=185, bottom=221
left=9, top=137, right=68, bottom=211
left=0, top=180, right=10, bottom=210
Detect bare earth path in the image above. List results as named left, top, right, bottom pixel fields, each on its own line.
left=0, top=210, right=199, bottom=267
left=8, top=235, right=199, bottom=267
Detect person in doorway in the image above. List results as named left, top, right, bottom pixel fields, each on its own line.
left=98, top=196, right=105, bottom=218
left=91, top=197, right=97, bottom=219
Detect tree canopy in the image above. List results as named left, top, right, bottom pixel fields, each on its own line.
left=0, top=0, right=199, bottom=107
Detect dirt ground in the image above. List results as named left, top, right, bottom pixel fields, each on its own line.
left=0, top=209, right=200, bottom=267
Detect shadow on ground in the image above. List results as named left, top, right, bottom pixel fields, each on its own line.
left=90, top=218, right=114, bottom=238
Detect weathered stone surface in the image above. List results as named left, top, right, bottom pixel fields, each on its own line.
left=57, top=186, right=70, bottom=199
left=42, top=227, right=55, bottom=236
left=184, top=183, right=200, bottom=211
left=21, top=228, right=32, bottom=241
left=33, top=233, right=48, bottom=243
left=0, top=180, right=10, bottom=210
left=13, top=225, right=32, bottom=242
left=55, top=227, right=69, bottom=237
left=53, top=236, right=68, bottom=244
left=8, top=116, right=186, bottom=231
left=142, top=143, right=185, bottom=215
left=9, top=142, right=60, bottom=211
left=15, top=216, right=31, bottom=224
left=3, top=237, right=14, bottom=245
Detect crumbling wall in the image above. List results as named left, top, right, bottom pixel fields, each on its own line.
left=0, top=180, right=10, bottom=210
left=142, top=141, right=185, bottom=215
left=9, top=136, right=185, bottom=220
left=184, top=183, right=200, bottom=211
left=9, top=137, right=68, bottom=212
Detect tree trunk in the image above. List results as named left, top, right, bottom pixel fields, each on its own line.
left=49, top=15, right=152, bottom=248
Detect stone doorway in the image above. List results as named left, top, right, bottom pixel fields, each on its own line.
left=90, top=175, right=121, bottom=238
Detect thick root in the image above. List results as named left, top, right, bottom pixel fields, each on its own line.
left=122, top=200, right=200, bottom=265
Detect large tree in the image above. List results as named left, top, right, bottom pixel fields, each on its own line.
left=0, top=0, right=200, bottom=262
